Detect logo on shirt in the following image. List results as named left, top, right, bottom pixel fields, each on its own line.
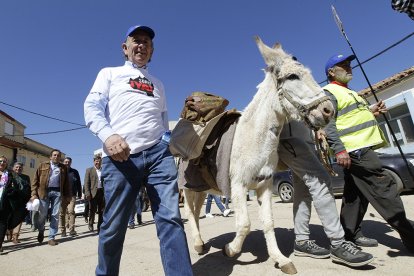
left=128, top=76, right=154, bottom=97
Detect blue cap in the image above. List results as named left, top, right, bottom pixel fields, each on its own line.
left=125, top=25, right=155, bottom=40
left=325, top=54, right=355, bottom=75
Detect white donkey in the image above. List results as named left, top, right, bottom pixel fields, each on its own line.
left=183, top=37, right=334, bottom=274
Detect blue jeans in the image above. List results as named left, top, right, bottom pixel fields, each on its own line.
left=35, top=190, right=61, bottom=240
left=205, top=194, right=225, bottom=214
left=96, top=140, right=193, bottom=276
left=129, top=189, right=143, bottom=225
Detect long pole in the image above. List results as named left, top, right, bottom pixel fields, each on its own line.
left=331, top=5, right=413, bottom=178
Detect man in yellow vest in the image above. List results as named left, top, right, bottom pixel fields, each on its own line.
left=323, top=54, right=414, bottom=253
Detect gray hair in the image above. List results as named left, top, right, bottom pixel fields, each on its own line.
left=13, top=161, right=23, bottom=167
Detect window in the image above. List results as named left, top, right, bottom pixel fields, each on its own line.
left=4, top=121, right=14, bottom=135
left=378, top=103, right=414, bottom=147
left=30, top=158, right=35, bottom=168
left=17, top=155, right=26, bottom=166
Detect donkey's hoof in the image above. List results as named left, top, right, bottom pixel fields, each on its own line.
left=222, top=244, right=235, bottom=257
left=194, top=243, right=206, bottom=254
left=279, top=262, right=297, bottom=274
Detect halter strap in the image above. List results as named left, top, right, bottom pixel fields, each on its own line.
left=266, top=65, right=328, bottom=130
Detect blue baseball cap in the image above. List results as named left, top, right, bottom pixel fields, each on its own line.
left=125, top=25, right=155, bottom=40
left=325, top=54, right=355, bottom=75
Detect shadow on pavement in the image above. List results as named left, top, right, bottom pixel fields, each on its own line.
left=190, top=219, right=411, bottom=275
left=192, top=228, right=297, bottom=276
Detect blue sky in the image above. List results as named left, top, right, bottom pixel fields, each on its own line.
left=0, top=0, right=413, bottom=179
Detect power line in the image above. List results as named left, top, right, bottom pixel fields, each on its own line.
left=318, top=31, right=414, bottom=85
left=2, top=31, right=413, bottom=132
left=0, top=100, right=85, bottom=126
left=357, top=31, right=414, bottom=67
left=3, top=126, right=87, bottom=136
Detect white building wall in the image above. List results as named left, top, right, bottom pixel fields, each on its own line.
left=366, top=73, right=414, bottom=154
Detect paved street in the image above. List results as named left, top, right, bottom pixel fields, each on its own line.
left=1, top=195, right=413, bottom=276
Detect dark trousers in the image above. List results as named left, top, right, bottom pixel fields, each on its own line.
left=340, top=148, right=414, bottom=248
left=0, top=209, right=10, bottom=247
left=84, top=200, right=89, bottom=220
left=89, top=188, right=105, bottom=232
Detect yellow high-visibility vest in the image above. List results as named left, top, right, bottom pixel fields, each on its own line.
left=323, top=83, right=387, bottom=152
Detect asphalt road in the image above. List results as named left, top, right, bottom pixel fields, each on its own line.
left=1, top=194, right=413, bottom=276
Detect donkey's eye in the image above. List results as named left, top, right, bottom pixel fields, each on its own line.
left=286, top=74, right=300, bottom=81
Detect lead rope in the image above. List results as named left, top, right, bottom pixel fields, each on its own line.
left=314, top=131, right=338, bottom=176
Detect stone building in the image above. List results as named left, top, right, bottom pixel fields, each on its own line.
left=0, top=110, right=64, bottom=178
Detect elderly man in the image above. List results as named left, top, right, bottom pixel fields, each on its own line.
left=31, top=149, right=70, bottom=246
left=84, top=25, right=193, bottom=275
left=323, top=54, right=414, bottom=253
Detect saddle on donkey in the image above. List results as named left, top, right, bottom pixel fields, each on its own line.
left=169, top=92, right=241, bottom=196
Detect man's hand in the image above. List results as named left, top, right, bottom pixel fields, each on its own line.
left=316, top=129, right=327, bottom=141
left=30, top=195, right=38, bottom=201
left=336, top=150, right=351, bottom=169
left=104, top=134, right=131, bottom=162
left=370, top=99, right=387, bottom=117
left=86, top=195, right=91, bottom=201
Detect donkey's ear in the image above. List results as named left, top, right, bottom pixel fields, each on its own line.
left=255, top=36, right=281, bottom=66
left=272, top=43, right=282, bottom=49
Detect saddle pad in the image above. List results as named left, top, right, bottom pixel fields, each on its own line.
left=169, top=111, right=228, bottom=161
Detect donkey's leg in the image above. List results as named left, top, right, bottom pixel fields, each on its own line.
left=223, top=182, right=250, bottom=257
left=193, top=191, right=207, bottom=253
left=183, top=189, right=206, bottom=254
left=256, top=180, right=297, bottom=274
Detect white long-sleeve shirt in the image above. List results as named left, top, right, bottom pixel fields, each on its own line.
left=84, top=61, right=169, bottom=157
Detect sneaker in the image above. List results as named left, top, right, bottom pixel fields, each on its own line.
left=222, top=209, right=231, bottom=217
left=354, top=236, right=378, bottom=247
left=37, top=231, right=44, bottom=243
left=330, top=241, right=374, bottom=267
left=61, top=231, right=67, bottom=238
left=205, top=213, right=214, bottom=218
left=294, top=240, right=330, bottom=259
left=48, top=239, right=59, bottom=246
left=128, top=223, right=135, bottom=229
left=69, top=230, right=77, bottom=236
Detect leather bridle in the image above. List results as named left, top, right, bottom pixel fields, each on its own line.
left=266, top=65, right=330, bottom=130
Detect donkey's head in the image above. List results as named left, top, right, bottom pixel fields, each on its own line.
left=255, top=36, right=334, bottom=130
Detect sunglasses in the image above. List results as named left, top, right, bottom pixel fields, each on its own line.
left=0, top=160, right=7, bottom=164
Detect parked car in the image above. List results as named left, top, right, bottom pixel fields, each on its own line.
left=273, top=152, right=414, bottom=203
left=74, top=198, right=86, bottom=216
left=73, top=190, right=151, bottom=215
left=272, top=170, right=294, bottom=203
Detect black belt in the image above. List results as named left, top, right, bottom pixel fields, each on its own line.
left=48, top=187, right=60, bottom=191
